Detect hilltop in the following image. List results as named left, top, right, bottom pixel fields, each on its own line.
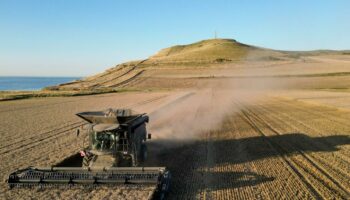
left=150, top=39, right=263, bottom=62
left=142, top=38, right=286, bottom=65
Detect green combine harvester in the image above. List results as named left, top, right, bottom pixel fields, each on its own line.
left=7, top=109, right=171, bottom=199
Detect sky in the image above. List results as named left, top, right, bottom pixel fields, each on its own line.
left=0, top=0, right=349, bottom=77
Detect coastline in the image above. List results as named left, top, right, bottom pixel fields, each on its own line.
left=0, top=76, right=86, bottom=100
left=0, top=76, right=81, bottom=91
left=0, top=88, right=139, bottom=101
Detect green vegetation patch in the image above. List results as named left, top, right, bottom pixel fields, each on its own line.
left=0, top=88, right=141, bottom=101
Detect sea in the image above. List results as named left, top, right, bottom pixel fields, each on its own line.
left=0, top=76, right=81, bottom=91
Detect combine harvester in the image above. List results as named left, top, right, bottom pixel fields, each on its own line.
left=8, top=109, right=171, bottom=199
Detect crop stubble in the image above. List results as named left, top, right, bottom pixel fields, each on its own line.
left=1, top=92, right=349, bottom=199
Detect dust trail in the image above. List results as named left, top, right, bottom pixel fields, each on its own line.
left=149, top=82, right=283, bottom=142
left=148, top=53, right=291, bottom=142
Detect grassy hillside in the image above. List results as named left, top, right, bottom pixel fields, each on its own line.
left=42, top=38, right=349, bottom=92
left=150, top=39, right=251, bottom=61
left=49, top=38, right=285, bottom=91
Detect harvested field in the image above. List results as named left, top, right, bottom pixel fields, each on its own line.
left=273, top=90, right=350, bottom=110
left=0, top=91, right=186, bottom=200
left=144, top=93, right=350, bottom=199
left=1, top=88, right=349, bottom=199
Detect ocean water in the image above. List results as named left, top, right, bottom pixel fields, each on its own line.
left=0, top=76, right=81, bottom=91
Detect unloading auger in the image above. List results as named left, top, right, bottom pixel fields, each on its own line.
left=7, top=109, right=171, bottom=199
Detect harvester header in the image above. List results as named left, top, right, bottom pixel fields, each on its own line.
left=7, top=108, right=170, bottom=199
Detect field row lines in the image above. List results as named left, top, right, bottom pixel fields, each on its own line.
left=236, top=101, right=349, bottom=199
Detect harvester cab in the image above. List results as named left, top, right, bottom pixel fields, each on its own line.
left=76, top=108, right=150, bottom=167
left=7, top=108, right=170, bottom=200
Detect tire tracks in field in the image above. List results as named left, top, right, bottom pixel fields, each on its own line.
left=254, top=102, right=350, bottom=173
left=236, top=106, right=324, bottom=199
left=258, top=99, right=350, bottom=162
left=251, top=102, right=350, bottom=191
left=245, top=104, right=349, bottom=196
left=230, top=119, right=271, bottom=199
left=197, top=89, right=215, bottom=200
left=236, top=101, right=350, bottom=199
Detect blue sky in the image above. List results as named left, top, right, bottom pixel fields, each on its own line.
left=1, top=0, right=349, bottom=76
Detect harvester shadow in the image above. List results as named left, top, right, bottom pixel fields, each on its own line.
left=55, top=153, right=83, bottom=167
left=54, top=133, right=350, bottom=199
left=144, top=133, right=350, bottom=199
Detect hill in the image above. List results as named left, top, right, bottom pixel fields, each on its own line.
left=48, top=39, right=287, bottom=91
left=150, top=39, right=255, bottom=62
left=3, top=38, right=350, bottom=100
left=44, top=38, right=350, bottom=92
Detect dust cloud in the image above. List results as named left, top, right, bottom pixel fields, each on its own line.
left=149, top=68, right=289, bottom=142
